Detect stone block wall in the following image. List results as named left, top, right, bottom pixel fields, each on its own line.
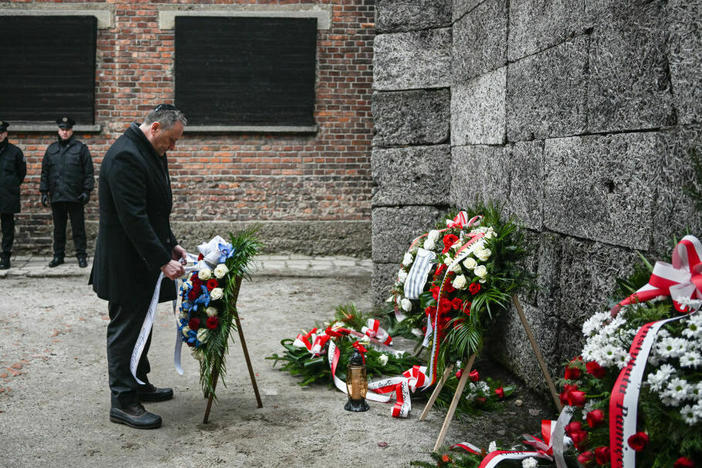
left=372, top=0, right=701, bottom=392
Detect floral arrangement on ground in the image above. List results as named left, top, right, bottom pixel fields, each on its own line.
left=178, top=228, right=262, bottom=400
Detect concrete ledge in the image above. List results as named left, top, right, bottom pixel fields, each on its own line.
left=184, top=125, right=317, bottom=134
left=159, top=4, right=333, bottom=30
left=10, top=124, right=102, bottom=133
left=0, top=5, right=113, bottom=29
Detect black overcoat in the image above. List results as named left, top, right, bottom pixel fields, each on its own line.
left=39, top=136, right=94, bottom=203
left=89, top=123, right=178, bottom=307
left=0, top=139, right=27, bottom=214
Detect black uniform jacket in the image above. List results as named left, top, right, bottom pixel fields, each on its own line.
left=39, top=136, right=94, bottom=203
left=90, top=123, right=178, bottom=307
left=0, top=139, right=27, bottom=214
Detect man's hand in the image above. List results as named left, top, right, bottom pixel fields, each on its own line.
left=78, top=192, right=90, bottom=205
left=160, top=259, right=185, bottom=280
left=41, top=193, right=48, bottom=207
left=171, top=244, right=187, bottom=262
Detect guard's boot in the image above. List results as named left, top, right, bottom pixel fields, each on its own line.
left=77, top=255, right=88, bottom=268
left=48, top=256, right=64, bottom=268
left=0, top=254, right=10, bottom=270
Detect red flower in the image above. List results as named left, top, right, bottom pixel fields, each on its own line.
left=469, top=370, right=479, bottom=382
left=568, top=390, right=587, bottom=407
left=451, top=297, right=463, bottom=310
left=569, top=430, right=587, bottom=446
left=188, top=288, right=199, bottom=301
left=442, top=279, right=456, bottom=294
left=434, top=263, right=447, bottom=277
left=674, top=457, right=695, bottom=468
left=205, top=316, right=218, bottom=330
left=627, top=432, right=648, bottom=452
left=463, top=301, right=472, bottom=315
left=438, top=298, right=452, bottom=314
left=206, top=278, right=219, bottom=291
left=430, top=286, right=441, bottom=300
left=586, top=360, right=607, bottom=379
left=594, top=447, right=610, bottom=465
left=191, top=275, right=202, bottom=287
left=565, top=421, right=582, bottom=435
left=564, top=365, right=581, bottom=380
left=559, top=384, right=578, bottom=405
left=188, top=317, right=200, bottom=330
left=586, top=409, right=605, bottom=428
left=424, top=306, right=433, bottom=316
left=442, top=234, right=458, bottom=253
left=495, top=387, right=505, bottom=399
left=577, top=451, right=594, bottom=465
left=441, top=454, right=451, bottom=463
left=455, top=369, right=463, bottom=379
left=197, top=253, right=204, bottom=261
left=469, top=282, right=481, bottom=295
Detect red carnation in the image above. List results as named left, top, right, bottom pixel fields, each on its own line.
left=442, top=280, right=456, bottom=294
left=627, top=432, right=649, bottom=452
left=455, top=369, right=463, bottom=379
left=495, top=387, right=505, bottom=399
left=586, top=360, right=607, bottom=379
left=577, top=451, right=594, bottom=465
left=674, top=457, right=695, bottom=468
left=586, top=409, right=605, bottom=428
left=451, top=297, right=463, bottom=310
left=191, top=276, right=203, bottom=289
left=430, top=286, right=441, bottom=300
left=438, top=298, right=452, bottom=314
left=442, top=234, right=458, bottom=253
left=565, top=421, right=582, bottom=435
left=206, top=278, right=219, bottom=291
left=564, top=365, right=581, bottom=380
left=188, top=288, right=199, bottom=301
left=424, top=306, right=433, bottom=316
left=469, top=370, right=479, bottom=382
left=206, top=316, right=219, bottom=330
left=594, top=447, right=610, bottom=465
left=469, top=282, right=481, bottom=295
left=188, top=317, right=200, bottom=331
left=434, top=263, right=447, bottom=277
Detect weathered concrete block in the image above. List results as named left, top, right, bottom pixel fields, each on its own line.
left=588, top=0, right=675, bottom=133
left=374, top=29, right=452, bottom=91
left=451, top=145, right=509, bottom=209
left=508, top=0, right=586, bottom=60
left=451, top=67, right=506, bottom=146
left=504, top=141, right=544, bottom=230
left=372, top=89, right=451, bottom=147
left=543, top=132, right=665, bottom=250
left=372, top=206, right=441, bottom=263
left=506, top=35, right=588, bottom=142
left=453, top=0, right=483, bottom=21
left=376, top=0, right=452, bottom=33
left=372, top=262, right=400, bottom=306
left=452, top=0, right=508, bottom=82
left=666, top=0, right=702, bottom=125
left=372, top=145, right=451, bottom=206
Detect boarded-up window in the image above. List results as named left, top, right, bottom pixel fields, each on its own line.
left=175, top=16, right=317, bottom=127
left=0, top=16, right=97, bottom=124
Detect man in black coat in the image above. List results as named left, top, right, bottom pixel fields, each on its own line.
left=40, top=116, right=94, bottom=268
left=89, top=104, right=187, bottom=429
left=0, top=121, right=27, bottom=270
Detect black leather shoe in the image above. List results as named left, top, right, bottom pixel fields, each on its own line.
left=0, top=257, right=9, bottom=270
left=48, top=256, right=64, bottom=268
left=109, top=403, right=162, bottom=429
left=137, top=383, right=174, bottom=402
left=77, top=256, right=88, bottom=268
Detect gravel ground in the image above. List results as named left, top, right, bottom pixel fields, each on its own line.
left=1, top=274, right=554, bottom=467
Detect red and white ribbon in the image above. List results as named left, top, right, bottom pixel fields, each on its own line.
left=362, top=319, right=393, bottom=345
left=446, top=212, right=482, bottom=230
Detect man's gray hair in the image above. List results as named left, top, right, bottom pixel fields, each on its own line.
left=144, top=105, right=188, bottom=129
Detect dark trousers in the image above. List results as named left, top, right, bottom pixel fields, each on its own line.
left=51, top=202, right=86, bottom=257
left=107, top=300, right=152, bottom=408
left=1, top=213, right=14, bottom=256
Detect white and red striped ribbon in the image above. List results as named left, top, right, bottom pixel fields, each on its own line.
left=362, top=319, right=393, bottom=345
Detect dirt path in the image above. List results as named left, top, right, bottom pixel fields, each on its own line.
left=1, top=275, right=552, bottom=467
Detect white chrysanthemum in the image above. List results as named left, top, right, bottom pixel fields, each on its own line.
left=479, top=381, right=490, bottom=393
left=663, top=378, right=692, bottom=404
left=522, top=457, right=538, bottom=468
left=378, top=354, right=388, bottom=366
left=213, top=263, right=229, bottom=279
left=682, top=320, right=702, bottom=339
left=582, top=312, right=610, bottom=337
left=681, top=405, right=698, bottom=425
left=680, top=351, right=702, bottom=368
left=198, top=268, right=212, bottom=280
left=657, top=337, right=688, bottom=358
left=488, top=441, right=497, bottom=453
left=397, top=269, right=408, bottom=284
left=693, top=401, right=702, bottom=418
left=402, top=252, right=414, bottom=267
left=401, top=298, right=413, bottom=312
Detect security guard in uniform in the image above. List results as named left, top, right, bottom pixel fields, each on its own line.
left=0, top=121, right=27, bottom=270
left=40, top=116, right=94, bottom=268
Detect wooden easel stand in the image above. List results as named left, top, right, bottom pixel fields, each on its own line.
left=203, top=276, right=263, bottom=424
left=433, top=354, right=476, bottom=452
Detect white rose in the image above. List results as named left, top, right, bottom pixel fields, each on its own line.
left=449, top=262, right=461, bottom=273
left=397, top=269, right=408, bottom=284
left=401, top=298, right=413, bottom=312
left=444, top=256, right=453, bottom=265
left=198, top=268, right=212, bottom=280
left=462, top=257, right=477, bottom=270
left=210, top=288, right=224, bottom=300
left=213, top=263, right=229, bottom=279
left=402, top=252, right=414, bottom=266
left=476, top=248, right=491, bottom=262
left=181, top=326, right=191, bottom=337
left=182, top=280, right=192, bottom=292
left=474, top=265, right=487, bottom=279
left=427, top=230, right=440, bottom=243
left=423, top=238, right=436, bottom=250
left=205, top=307, right=218, bottom=317
left=197, top=328, right=209, bottom=343
left=378, top=354, right=389, bottom=366
left=452, top=275, right=467, bottom=290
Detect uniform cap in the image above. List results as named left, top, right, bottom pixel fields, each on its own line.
left=56, top=116, right=75, bottom=129
left=0, top=121, right=8, bottom=132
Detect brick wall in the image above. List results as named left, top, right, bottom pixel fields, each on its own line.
left=4, top=0, right=375, bottom=257
left=372, top=0, right=701, bottom=392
